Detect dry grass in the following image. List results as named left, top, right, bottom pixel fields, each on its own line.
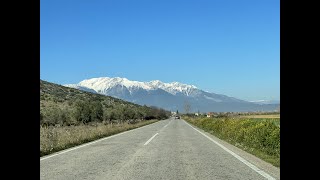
left=40, top=120, right=158, bottom=157
left=240, top=114, right=280, bottom=119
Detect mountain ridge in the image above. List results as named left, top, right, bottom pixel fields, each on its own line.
left=64, top=77, right=279, bottom=112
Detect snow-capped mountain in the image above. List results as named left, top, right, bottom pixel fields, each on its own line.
left=64, top=77, right=279, bottom=112
left=73, top=77, right=199, bottom=96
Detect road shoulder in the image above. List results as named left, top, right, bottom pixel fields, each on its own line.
left=183, top=119, right=280, bottom=180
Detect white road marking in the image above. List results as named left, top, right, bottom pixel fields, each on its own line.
left=144, top=133, right=159, bottom=145
left=183, top=120, right=276, bottom=180
left=163, top=120, right=172, bottom=128
left=40, top=120, right=166, bottom=161
left=156, top=120, right=172, bottom=133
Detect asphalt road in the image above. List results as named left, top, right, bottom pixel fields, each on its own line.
left=41, top=118, right=280, bottom=180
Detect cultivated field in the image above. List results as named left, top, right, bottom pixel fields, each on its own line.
left=240, top=114, right=280, bottom=119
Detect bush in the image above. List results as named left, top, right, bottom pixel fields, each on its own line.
left=74, top=100, right=92, bottom=124
left=90, top=101, right=104, bottom=122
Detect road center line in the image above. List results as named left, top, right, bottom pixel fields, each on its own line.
left=183, top=120, right=276, bottom=180
left=163, top=120, right=171, bottom=128
left=144, top=133, right=159, bottom=145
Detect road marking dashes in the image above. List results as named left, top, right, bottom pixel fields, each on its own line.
left=144, top=133, right=159, bottom=145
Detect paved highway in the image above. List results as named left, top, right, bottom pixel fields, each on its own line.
left=41, top=118, right=280, bottom=180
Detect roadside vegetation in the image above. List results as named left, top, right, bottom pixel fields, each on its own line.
left=239, top=114, right=280, bottom=119
left=40, top=80, right=170, bottom=157
left=183, top=115, right=280, bottom=167
left=40, top=120, right=157, bottom=156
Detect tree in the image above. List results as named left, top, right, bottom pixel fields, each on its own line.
left=104, top=108, right=118, bottom=123
left=123, top=107, right=135, bottom=120
left=90, top=101, right=103, bottom=122
left=46, top=106, right=62, bottom=125
left=74, top=100, right=91, bottom=124
left=158, top=108, right=168, bottom=119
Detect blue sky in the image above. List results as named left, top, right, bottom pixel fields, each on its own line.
left=40, top=0, right=279, bottom=101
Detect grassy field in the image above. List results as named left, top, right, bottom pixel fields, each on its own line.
left=184, top=116, right=280, bottom=167
left=40, top=120, right=158, bottom=157
left=240, top=114, right=280, bottom=119
left=243, top=118, right=280, bottom=127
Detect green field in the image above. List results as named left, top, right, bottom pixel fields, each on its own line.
left=241, top=118, right=280, bottom=127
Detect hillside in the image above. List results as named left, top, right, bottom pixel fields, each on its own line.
left=40, top=80, right=170, bottom=126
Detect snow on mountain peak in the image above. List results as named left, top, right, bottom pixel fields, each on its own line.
left=78, top=77, right=155, bottom=92
left=66, top=77, right=200, bottom=96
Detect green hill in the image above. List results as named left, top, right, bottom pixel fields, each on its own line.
left=40, top=79, right=169, bottom=126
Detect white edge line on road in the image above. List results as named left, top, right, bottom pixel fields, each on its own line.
left=40, top=120, right=166, bottom=161
left=183, top=120, right=276, bottom=180
left=144, top=133, right=159, bottom=145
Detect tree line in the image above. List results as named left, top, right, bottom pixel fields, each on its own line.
left=40, top=99, right=170, bottom=126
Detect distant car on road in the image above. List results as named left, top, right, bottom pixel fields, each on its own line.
left=175, top=116, right=180, bottom=119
